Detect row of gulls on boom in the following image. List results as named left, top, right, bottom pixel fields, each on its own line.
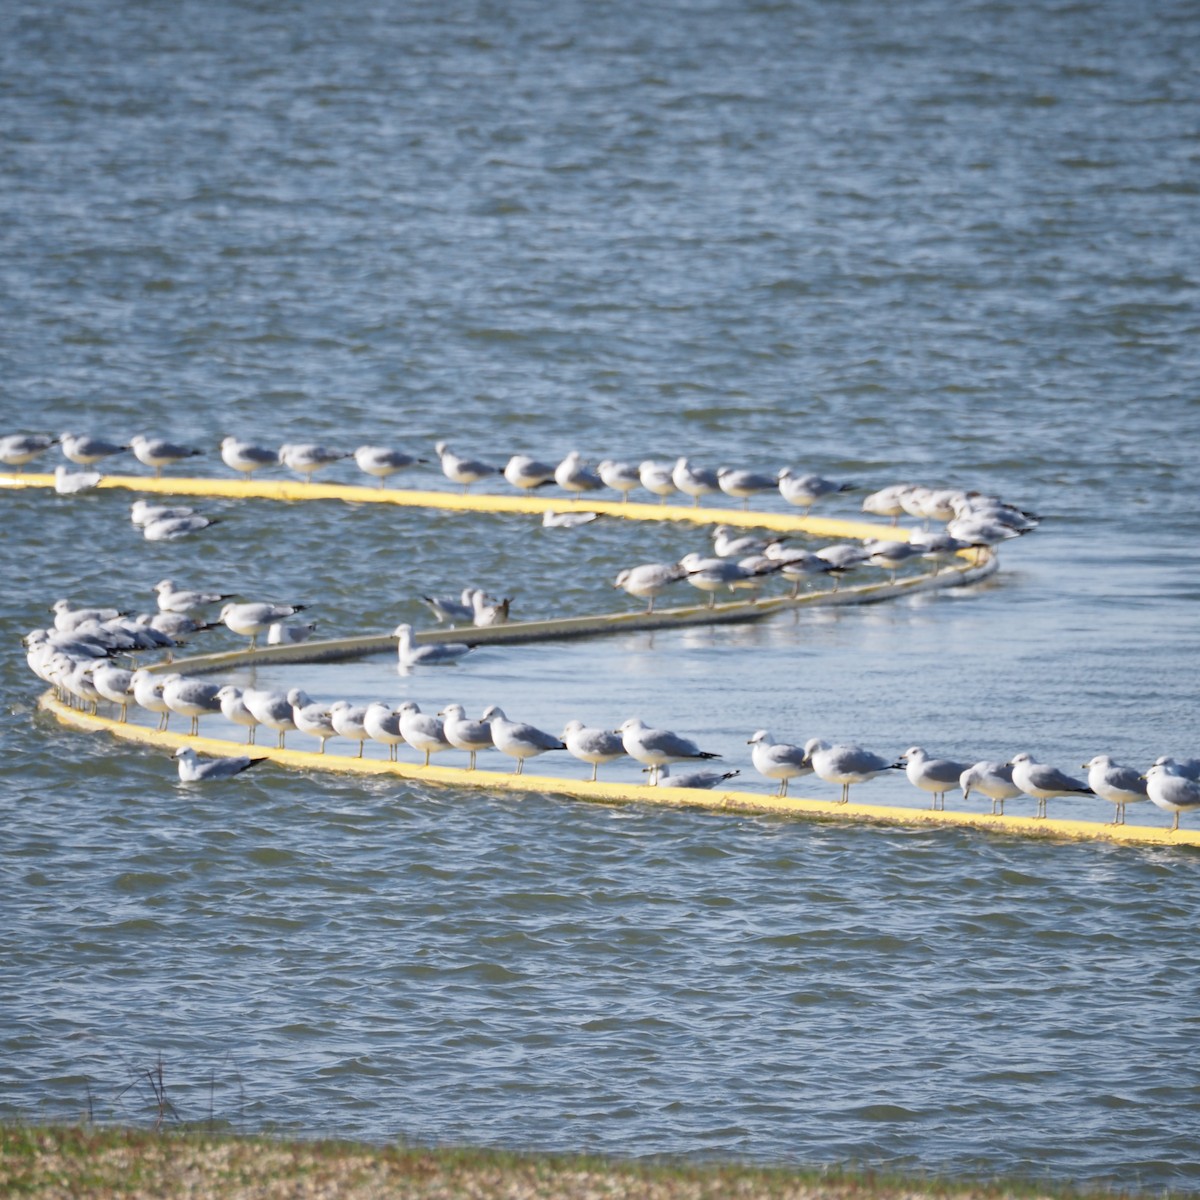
left=29, top=617, right=1200, bottom=831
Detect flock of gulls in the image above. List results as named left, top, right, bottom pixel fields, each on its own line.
left=22, top=586, right=1200, bottom=830
left=17, top=427, right=1193, bottom=835
left=5, top=430, right=1033, bottom=543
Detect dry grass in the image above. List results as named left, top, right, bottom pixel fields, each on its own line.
left=0, top=1125, right=1140, bottom=1200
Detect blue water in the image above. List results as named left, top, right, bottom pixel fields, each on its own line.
left=3, top=0, right=1200, bottom=1189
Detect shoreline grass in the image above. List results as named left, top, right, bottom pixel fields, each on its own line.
left=0, top=1124, right=1166, bottom=1200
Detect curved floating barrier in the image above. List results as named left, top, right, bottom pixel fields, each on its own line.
left=139, top=550, right=998, bottom=674
left=40, top=693, right=1200, bottom=849
left=0, top=470, right=904, bottom=538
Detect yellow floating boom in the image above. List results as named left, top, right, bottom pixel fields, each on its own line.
left=141, top=550, right=997, bottom=674
left=0, top=470, right=905, bottom=538
left=39, top=693, right=1200, bottom=850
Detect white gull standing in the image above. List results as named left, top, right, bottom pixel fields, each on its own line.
left=220, top=437, right=278, bottom=477
left=561, top=719, right=626, bottom=781
left=1082, top=755, right=1148, bottom=826
left=438, top=703, right=495, bottom=770
left=130, top=434, right=204, bottom=478
left=899, top=746, right=971, bottom=810
left=616, top=717, right=720, bottom=785
left=747, top=730, right=812, bottom=797
left=435, top=442, right=499, bottom=492
left=959, top=762, right=1023, bottom=815
left=803, top=738, right=899, bottom=804
left=1008, top=753, right=1093, bottom=819
left=482, top=705, right=566, bottom=774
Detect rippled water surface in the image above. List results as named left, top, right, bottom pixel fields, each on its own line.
left=3, top=0, right=1200, bottom=1189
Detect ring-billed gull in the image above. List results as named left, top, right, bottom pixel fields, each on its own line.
left=60, top=432, right=129, bottom=465
left=421, top=589, right=476, bottom=626
left=711, top=526, right=779, bottom=558
left=747, top=730, right=812, bottom=797
left=364, top=702, right=406, bottom=761
left=803, top=738, right=899, bottom=804
left=219, top=601, right=307, bottom=649
left=51, top=598, right=123, bottom=632
left=130, top=435, right=204, bottom=478
left=278, top=443, right=351, bottom=479
left=638, top=461, right=677, bottom=503
left=899, top=746, right=971, bottom=810
left=469, top=590, right=510, bottom=627
left=555, top=451, right=604, bottom=495
left=92, top=662, right=135, bottom=722
left=267, top=620, right=317, bottom=645
left=435, top=442, right=498, bottom=492
left=397, top=701, right=452, bottom=765
left=289, top=689, right=337, bottom=753
left=353, top=445, right=426, bottom=487
left=1082, top=755, right=1148, bottom=825
left=132, top=501, right=197, bottom=527
left=1152, top=756, right=1200, bottom=782
left=959, top=762, right=1022, bottom=815
left=778, top=470, right=854, bottom=511
left=393, top=623, right=472, bottom=668
left=0, top=433, right=57, bottom=468
left=242, top=687, right=298, bottom=748
left=481, top=705, right=566, bottom=774
left=561, top=719, right=626, bottom=781
left=612, top=562, right=686, bottom=613
left=865, top=540, right=924, bottom=580
left=329, top=701, right=371, bottom=757
left=155, top=579, right=233, bottom=614
left=54, top=465, right=101, bottom=493
left=132, top=669, right=171, bottom=731
left=220, top=437, right=278, bottom=476
left=215, top=685, right=260, bottom=744
left=438, top=703, right=495, bottom=770
left=597, top=460, right=640, bottom=501
left=616, top=717, right=720, bottom=785
left=162, top=674, right=222, bottom=736
left=677, top=552, right=779, bottom=607
left=63, top=661, right=104, bottom=712
left=504, top=454, right=557, bottom=491
left=542, top=509, right=600, bottom=528
left=861, top=484, right=910, bottom=524
left=717, top=467, right=778, bottom=509
left=763, top=546, right=837, bottom=596
left=174, top=746, right=260, bottom=783
left=1143, top=763, right=1200, bottom=831
left=652, top=765, right=741, bottom=789
left=1008, top=752, right=1092, bottom=819
left=672, top=458, right=720, bottom=506
left=143, top=514, right=220, bottom=542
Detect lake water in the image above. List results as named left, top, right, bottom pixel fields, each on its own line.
left=3, top=0, right=1200, bottom=1189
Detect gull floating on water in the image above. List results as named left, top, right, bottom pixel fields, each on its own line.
left=1082, top=754, right=1148, bottom=825
left=1008, top=752, right=1092, bottom=819
left=482, top=705, right=566, bottom=774
left=747, top=730, right=812, bottom=796
left=616, top=717, right=720, bottom=785
left=543, top=509, right=600, bottom=528
left=54, top=465, right=101, bottom=494
left=174, top=746, right=260, bottom=783
left=804, top=738, right=899, bottom=804
left=129, top=434, right=204, bottom=478
left=393, top=622, right=472, bottom=669
left=1143, top=763, right=1200, bottom=831
left=143, top=513, right=219, bottom=542
left=561, top=719, right=626, bottom=781
left=220, top=437, right=278, bottom=476
left=132, top=501, right=197, bottom=527
left=652, top=764, right=741, bottom=789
